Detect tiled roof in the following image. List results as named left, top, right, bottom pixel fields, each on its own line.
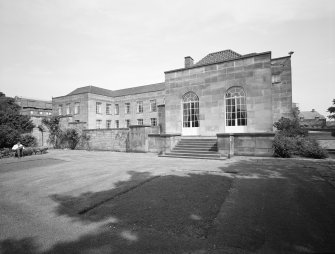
left=299, top=110, right=326, bottom=120
left=112, top=83, right=165, bottom=97
left=66, top=83, right=165, bottom=98
left=195, top=49, right=242, bottom=66
left=67, top=86, right=114, bottom=97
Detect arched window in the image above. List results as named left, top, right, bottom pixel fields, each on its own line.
left=225, top=87, right=247, bottom=126
left=182, top=92, right=199, bottom=128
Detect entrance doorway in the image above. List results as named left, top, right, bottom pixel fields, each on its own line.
left=182, top=92, right=199, bottom=136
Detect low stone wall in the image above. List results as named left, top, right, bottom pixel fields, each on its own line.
left=308, top=129, right=335, bottom=149
left=128, top=125, right=160, bottom=152
left=148, top=134, right=182, bottom=154
left=217, top=133, right=275, bottom=157
left=83, top=128, right=129, bottom=151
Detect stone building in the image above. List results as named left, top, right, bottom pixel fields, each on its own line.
left=299, top=109, right=326, bottom=128
left=14, top=97, right=52, bottom=146
left=52, top=49, right=293, bottom=157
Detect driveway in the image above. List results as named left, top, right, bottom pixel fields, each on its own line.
left=0, top=150, right=335, bottom=253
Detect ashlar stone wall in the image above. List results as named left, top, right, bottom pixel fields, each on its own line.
left=164, top=52, right=274, bottom=135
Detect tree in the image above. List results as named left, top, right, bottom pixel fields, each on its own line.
left=327, top=99, right=335, bottom=120
left=0, top=92, right=35, bottom=148
left=42, top=116, right=63, bottom=148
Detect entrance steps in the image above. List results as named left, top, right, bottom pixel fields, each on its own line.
left=159, top=138, right=225, bottom=160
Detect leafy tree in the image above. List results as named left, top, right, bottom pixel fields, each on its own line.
left=63, top=128, right=80, bottom=149
left=327, top=99, right=335, bottom=120
left=0, top=92, right=35, bottom=148
left=42, top=116, right=63, bottom=148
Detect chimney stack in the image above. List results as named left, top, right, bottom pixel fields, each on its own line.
left=311, top=109, right=315, bottom=112
left=184, top=56, right=194, bottom=68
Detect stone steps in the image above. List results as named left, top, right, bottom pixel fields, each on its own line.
left=160, top=138, right=225, bottom=160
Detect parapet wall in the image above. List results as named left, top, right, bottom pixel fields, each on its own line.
left=217, top=133, right=275, bottom=157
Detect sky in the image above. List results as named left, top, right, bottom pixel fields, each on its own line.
left=0, top=0, right=334, bottom=116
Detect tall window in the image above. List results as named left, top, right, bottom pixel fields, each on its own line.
left=106, top=104, right=112, bottom=115
left=125, top=119, right=131, bottom=127
left=115, top=120, right=119, bottom=128
left=66, top=104, right=70, bottom=115
left=96, top=102, right=102, bottom=114
left=150, top=99, right=157, bottom=112
left=58, top=105, right=62, bottom=115
left=74, top=102, right=80, bottom=114
left=182, top=92, right=199, bottom=128
left=225, top=87, right=247, bottom=126
left=106, top=120, right=111, bottom=129
left=151, top=118, right=157, bottom=126
left=137, top=101, right=143, bottom=113
left=137, top=119, right=143, bottom=125
left=125, top=103, right=131, bottom=114
left=96, top=120, right=102, bottom=129
left=115, top=104, right=119, bottom=115
left=272, top=74, right=281, bottom=84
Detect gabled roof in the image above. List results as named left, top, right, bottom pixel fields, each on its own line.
left=195, top=49, right=242, bottom=66
left=66, top=83, right=165, bottom=98
left=112, top=83, right=165, bottom=97
left=67, top=86, right=114, bottom=97
left=299, top=110, right=326, bottom=120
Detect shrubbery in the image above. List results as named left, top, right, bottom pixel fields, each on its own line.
left=20, top=134, right=37, bottom=147
left=273, top=115, right=328, bottom=159
left=42, top=116, right=89, bottom=150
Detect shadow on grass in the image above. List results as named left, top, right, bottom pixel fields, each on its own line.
left=1, top=172, right=233, bottom=253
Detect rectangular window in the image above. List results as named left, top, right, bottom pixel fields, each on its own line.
left=150, top=99, right=157, bottom=112
left=106, top=104, right=112, bottom=115
left=115, top=104, right=119, bottom=115
left=39, top=111, right=43, bottom=115
left=272, top=74, right=281, bottom=84
left=30, top=111, right=34, bottom=115
left=137, top=101, right=143, bottom=113
left=96, top=102, right=102, bottom=114
left=106, top=120, right=111, bottom=129
left=66, top=104, right=70, bottom=115
left=115, top=120, right=119, bottom=128
left=74, top=102, right=80, bottom=114
left=96, top=120, right=102, bottom=129
left=150, top=118, right=157, bottom=126
left=58, top=105, right=62, bottom=115
left=137, top=119, right=143, bottom=125
left=125, top=103, right=131, bottom=114
left=125, top=119, right=131, bottom=127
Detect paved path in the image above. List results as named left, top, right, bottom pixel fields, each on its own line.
left=0, top=150, right=335, bottom=253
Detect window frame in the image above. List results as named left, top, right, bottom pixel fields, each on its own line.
left=106, top=104, right=112, bottom=115
left=125, top=103, right=131, bottom=114
left=137, top=101, right=143, bottom=113
left=74, top=102, right=80, bottom=115
left=150, top=118, right=157, bottom=126
left=96, top=102, right=102, bottom=114
left=225, top=87, right=247, bottom=128
left=115, top=104, right=119, bottom=115
left=96, top=119, right=102, bottom=129
left=150, top=99, right=157, bottom=112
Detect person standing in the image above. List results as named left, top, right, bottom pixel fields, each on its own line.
left=12, top=141, right=25, bottom=158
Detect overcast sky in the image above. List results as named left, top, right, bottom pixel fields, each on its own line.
left=0, top=0, right=334, bottom=115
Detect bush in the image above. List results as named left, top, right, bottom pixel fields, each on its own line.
left=20, top=134, right=37, bottom=147
left=0, top=125, right=20, bottom=148
left=273, top=133, right=328, bottom=159
left=274, top=117, right=307, bottom=137
left=0, top=148, right=14, bottom=158
left=273, top=134, right=297, bottom=158
left=295, top=137, right=329, bottom=159
left=22, top=147, right=34, bottom=156
left=63, top=129, right=80, bottom=150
